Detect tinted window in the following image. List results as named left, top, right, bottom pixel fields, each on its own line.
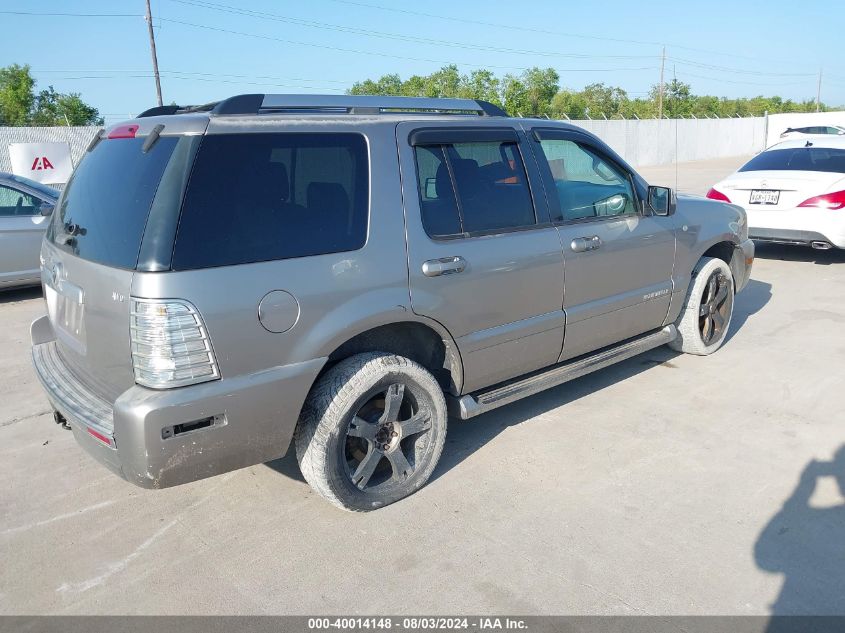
left=413, top=140, right=535, bottom=238
left=537, top=139, right=636, bottom=222
left=172, top=133, right=368, bottom=269
left=48, top=136, right=179, bottom=268
left=414, top=145, right=462, bottom=237
left=739, top=148, right=845, bottom=174
left=0, top=185, right=41, bottom=217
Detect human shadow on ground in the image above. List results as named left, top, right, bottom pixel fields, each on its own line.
left=755, top=446, right=845, bottom=625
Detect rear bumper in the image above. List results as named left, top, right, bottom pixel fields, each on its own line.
left=31, top=315, right=325, bottom=489
left=745, top=207, right=845, bottom=249
left=749, top=227, right=842, bottom=249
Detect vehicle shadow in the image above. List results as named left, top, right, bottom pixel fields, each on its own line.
left=724, top=278, right=772, bottom=345
left=754, top=242, right=845, bottom=265
left=267, top=280, right=772, bottom=487
left=0, top=286, right=41, bottom=305
left=754, top=446, right=845, bottom=623
left=266, top=448, right=306, bottom=482
left=429, top=345, right=683, bottom=484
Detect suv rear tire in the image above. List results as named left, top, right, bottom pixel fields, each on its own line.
left=294, top=352, right=447, bottom=512
left=669, top=256, right=735, bottom=355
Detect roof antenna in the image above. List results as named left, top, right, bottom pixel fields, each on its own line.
left=805, top=140, right=813, bottom=147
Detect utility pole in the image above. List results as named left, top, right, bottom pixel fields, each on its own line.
left=658, top=46, right=665, bottom=120
left=145, top=0, right=163, bottom=107
left=816, top=68, right=822, bottom=112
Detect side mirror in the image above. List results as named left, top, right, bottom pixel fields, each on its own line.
left=647, top=186, right=675, bottom=216
left=39, top=202, right=55, bottom=216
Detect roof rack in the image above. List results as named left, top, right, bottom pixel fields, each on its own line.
left=138, top=94, right=508, bottom=118
left=137, top=102, right=219, bottom=118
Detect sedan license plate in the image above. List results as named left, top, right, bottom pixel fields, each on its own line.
left=749, top=189, right=780, bottom=205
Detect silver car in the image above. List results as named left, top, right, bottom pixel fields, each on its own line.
left=0, top=173, right=57, bottom=289
left=30, top=95, right=754, bottom=511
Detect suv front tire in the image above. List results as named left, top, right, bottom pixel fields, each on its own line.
left=669, top=256, right=735, bottom=355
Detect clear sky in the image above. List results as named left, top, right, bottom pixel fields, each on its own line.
left=2, top=0, right=843, bottom=123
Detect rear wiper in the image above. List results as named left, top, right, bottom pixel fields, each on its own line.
left=142, top=124, right=165, bottom=153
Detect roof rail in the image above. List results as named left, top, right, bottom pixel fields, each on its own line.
left=204, top=94, right=507, bottom=117
left=137, top=102, right=219, bottom=118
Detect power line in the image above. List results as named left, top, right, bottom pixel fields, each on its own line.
left=166, top=0, right=656, bottom=62
left=33, top=69, right=354, bottom=84
left=668, top=56, right=815, bottom=78
left=318, top=0, right=819, bottom=69
left=156, top=16, right=658, bottom=73
left=165, top=0, right=835, bottom=86
left=677, top=71, right=816, bottom=88
left=0, top=10, right=140, bottom=17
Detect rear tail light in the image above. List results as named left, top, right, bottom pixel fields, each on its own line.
left=706, top=188, right=731, bottom=202
left=130, top=298, right=220, bottom=389
left=797, top=189, right=845, bottom=210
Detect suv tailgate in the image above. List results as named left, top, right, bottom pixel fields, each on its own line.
left=41, top=121, right=204, bottom=403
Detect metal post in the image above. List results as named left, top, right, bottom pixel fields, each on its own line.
left=816, top=68, right=822, bottom=112
left=145, top=0, right=163, bottom=107
left=658, top=46, right=665, bottom=120
left=763, top=110, right=769, bottom=150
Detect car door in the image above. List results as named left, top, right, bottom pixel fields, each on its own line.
left=527, top=128, right=676, bottom=361
left=397, top=122, right=565, bottom=393
left=0, top=184, right=50, bottom=285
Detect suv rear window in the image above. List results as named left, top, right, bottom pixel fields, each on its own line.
left=739, top=147, right=845, bottom=173
left=48, top=136, right=179, bottom=268
left=172, top=133, right=368, bottom=270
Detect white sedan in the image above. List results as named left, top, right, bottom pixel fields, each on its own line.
left=707, top=138, right=845, bottom=250
left=779, top=125, right=845, bottom=140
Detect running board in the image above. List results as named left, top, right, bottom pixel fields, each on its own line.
left=448, top=325, right=677, bottom=420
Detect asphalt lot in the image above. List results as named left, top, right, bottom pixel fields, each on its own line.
left=2, top=154, right=844, bottom=615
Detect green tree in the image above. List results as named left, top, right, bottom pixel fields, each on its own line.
left=580, top=82, right=628, bottom=118
left=459, top=69, right=502, bottom=107
left=347, top=65, right=835, bottom=119
left=501, top=67, right=558, bottom=117
left=649, top=79, right=693, bottom=118
left=550, top=89, right=587, bottom=119
left=0, top=63, right=102, bottom=126
left=0, top=64, right=35, bottom=126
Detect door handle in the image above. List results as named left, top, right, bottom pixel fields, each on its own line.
left=570, top=236, right=602, bottom=253
left=422, top=256, right=467, bottom=277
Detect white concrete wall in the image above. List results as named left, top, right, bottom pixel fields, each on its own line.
left=766, top=111, right=845, bottom=148
left=568, top=117, right=766, bottom=167
left=1, top=116, right=771, bottom=187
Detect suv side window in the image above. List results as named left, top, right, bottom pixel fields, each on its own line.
left=536, top=139, right=637, bottom=222
left=0, top=185, right=41, bottom=217
left=413, top=140, right=536, bottom=238
left=172, top=133, right=368, bottom=270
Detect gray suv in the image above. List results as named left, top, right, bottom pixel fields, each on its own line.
left=30, top=94, right=754, bottom=511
